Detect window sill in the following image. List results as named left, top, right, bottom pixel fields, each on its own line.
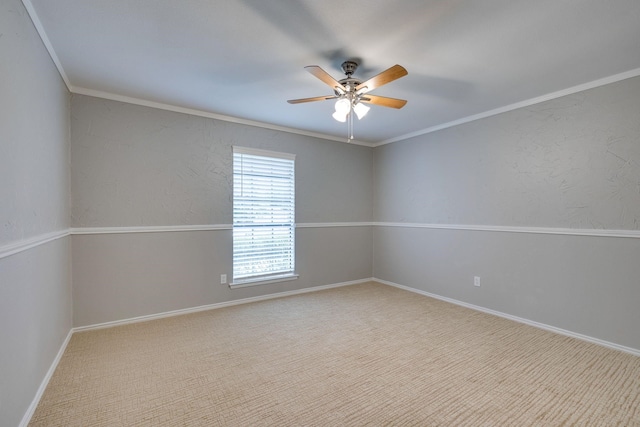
left=229, top=273, right=299, bottom=289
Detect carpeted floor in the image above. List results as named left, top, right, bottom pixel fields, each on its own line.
left=30, top=282, right=640, bottom=426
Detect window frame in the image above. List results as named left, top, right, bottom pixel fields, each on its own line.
left=230, top=146, right=297, bottom=288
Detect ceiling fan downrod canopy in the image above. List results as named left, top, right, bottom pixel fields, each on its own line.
left=341, top=60, right=358, bottom=77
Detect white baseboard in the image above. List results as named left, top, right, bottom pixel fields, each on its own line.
left=19, top=277, right=638, bottom=426
left=374, top=278, right=640, bottom=357
left=21, top=278, right=371, bottom=425
left=74, top=278, right=374, bottom=332
left=19, top=329, right=73, bottom=427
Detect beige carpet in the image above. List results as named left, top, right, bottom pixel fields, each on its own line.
left=30, top=282, right=640, bottom=426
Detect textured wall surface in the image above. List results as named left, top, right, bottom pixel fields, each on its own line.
left=0, top=239, right=73, bottom=425
left=70, top=95, right=374, bottom=327
left=72, top=227, right=372, bottom=326
left=71, top=95, right=373, bottom=226
left=373, top=76, right=640, bottom=351
left=0, top=1, right=72, bottom=426
left=374, top=226, right=640, bottom=349
left=0, top=2, right=70, bottom=245
left=375, top=76, right=640, bottom=229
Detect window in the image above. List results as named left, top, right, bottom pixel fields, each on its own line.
left=231, top=147, right=297, bottom=287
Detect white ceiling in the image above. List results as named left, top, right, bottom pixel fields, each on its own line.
left=26, top=0, right=640, bottom=145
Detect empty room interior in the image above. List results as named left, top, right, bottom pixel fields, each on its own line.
left=2, top=0, right=640, bottom=425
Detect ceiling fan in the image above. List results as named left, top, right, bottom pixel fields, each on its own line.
left=288, top=61, right=408, bottom=141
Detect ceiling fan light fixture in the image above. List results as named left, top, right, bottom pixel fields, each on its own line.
left=353, top=102, right=370, bottom=120
left=288, top=62, right=408, bottom=141
left=332, top=111, right=348, bottom=122
left=334, top=98, right=351, bottom=114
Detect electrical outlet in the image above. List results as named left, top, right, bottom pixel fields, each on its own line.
left=474, top=276, right=481, bottom=287
left=221, top=274, right=227, bottom=285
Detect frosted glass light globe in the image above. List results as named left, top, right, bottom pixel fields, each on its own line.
left=334, top=98, right=351, bottom=114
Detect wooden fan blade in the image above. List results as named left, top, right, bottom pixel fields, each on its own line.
left=287, top=95, right=337, bottom=104
left=304, top=65, right=345, bottom=91
left=355, top=64, right=408, bottom=93
left=360, top=95, right=407, bottom=109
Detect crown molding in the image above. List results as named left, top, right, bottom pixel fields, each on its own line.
left=20, top=1, right=371, bottom=146
left=70, top=86, right=373, bottom=147
left=21, top=0, right=640, bottom=148
left=21, top=0, right=72, bottom=90
left=374, top=67, right=640, bottom=147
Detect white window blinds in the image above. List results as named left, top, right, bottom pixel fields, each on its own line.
left=232, top=147, right=296, bottom=284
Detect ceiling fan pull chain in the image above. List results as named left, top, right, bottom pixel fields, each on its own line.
left=349, top=110, right=354, bottom=142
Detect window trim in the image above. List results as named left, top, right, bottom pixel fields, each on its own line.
left=231, top=146, right=297, bottom=288
left=229, top=273, right=299, bottom=289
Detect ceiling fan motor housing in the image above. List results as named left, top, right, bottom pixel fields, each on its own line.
left=336, top=77, right=361, bottom=95
left=336, top=61, right=362, bottom=96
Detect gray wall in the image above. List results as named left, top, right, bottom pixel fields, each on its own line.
left=373, top=76, right=640, bottom=350
left=71, top=95, right=372, bottom=227
left=5, top=2, right=639, bottom=423
left=71, top=95, right=373, bottom=326
left=0, top=1, right=72, bottom=426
